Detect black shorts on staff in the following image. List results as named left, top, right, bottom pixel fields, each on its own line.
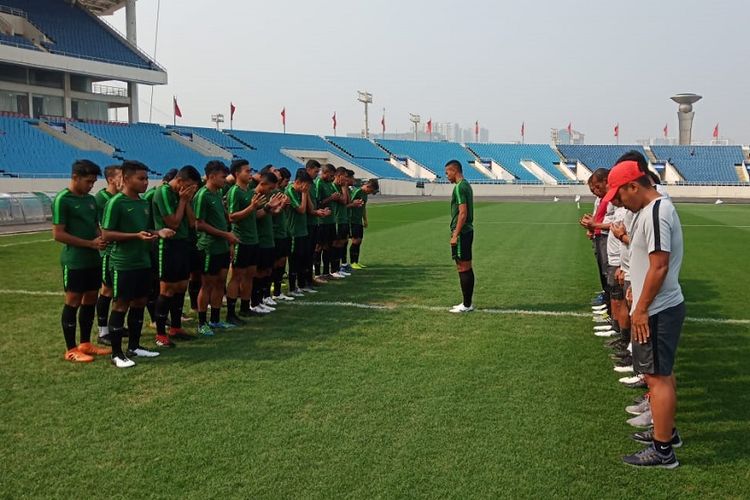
left=632, top=302, right=685, bottom=376
left=451, top=230, right=473, bottom=262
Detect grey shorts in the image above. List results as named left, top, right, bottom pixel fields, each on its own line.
left=607, top=266, right=624, bottom=300
left=632, top=302, right=685, bottom=376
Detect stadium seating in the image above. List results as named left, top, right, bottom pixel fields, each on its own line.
left=467, top=143, right=566, bottom=182
left=1, top=0, right=153, bottom=68
left=325, top=137, right=411, bottom=179
left=0, top=116, right=113, bottom=177
left=0, top=32, right=38, bottom=50
left=557, top=145, right=649, bottom=171
left=651, top=146, right=744, bottom=183
left=375, top=139, right=489, bottom=180
left=169, top=126, right=253, bottom=156
left=73, top=121, right=225, bottom=173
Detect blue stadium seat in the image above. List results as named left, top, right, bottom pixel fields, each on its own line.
left=375, top=139, right=490, bottom=180
left=651, top=146, right=744, bottom=183
left=466, top=144, right=566, bottom=183
left=1, top=0, right=153, bottom=68
left=557, top=145, right=648, bottom=170
left=326, top=136, right=390, bottom=159
left=169, top=126, right=253, bottom=157
left=0, top=32, right=38, bottom=50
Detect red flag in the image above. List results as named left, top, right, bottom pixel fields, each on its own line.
left=475, top=121, right=479, bottom=134
left=614, top=123, right=619, bottom=138
left=567, top=122, right=572, bottom=135
left=173, top=97, right=182, bottom=118
left=281, top=107, right=286, bottom=126
left=663, top=123, right=668, bottom=138
left=381, top=114, right=386, bottom=133
left=521, top=121, right=525, bottom=137
left=230, top=102, right=236, bottom=120
left=332, top=112, right=337, bottom=131
left=426, top=118, right=432, bottom=134
left=713, top=123, right=719, bottom=138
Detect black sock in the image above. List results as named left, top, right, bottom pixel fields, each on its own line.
left=621, top=327, right=631, bottom=342
left=458, top=269, right=475, bottom=307
left=341, top=242, right=348, bottom=265
left=314, top=250, right=322, bottom=276
left=146, top=291, right=157, bottom=324
left=170, top=293, right=185, bottom=329
left=653, top=438, right=673, bottom=455
left=251, top=278, right=262, bottom=307
left=78, top=304, right=95, bottom=344
left=263, top=276, right=272, bottom=298
left=210, top=307, right=220, bottom=324
left=240, top=299, right=250, bottom=313
left=298, top=271, right=307, bottom=289
left=289, top=272, right=297, bottom=291
left=188, top=279, right=201, bottom=310
left=61, top=304, right=78, bottom=350
left=612, top=318, right=621, bottom=333
left=96, top=295, right=111, bottom=328
left=226, top=298, right=237, bottom=319
left=350, top=243, right=360, bottom=264
left=331, top=250, right=340, bottom=274
left=273, top=267, right=283, bottom=296
left=155, top=294, right=170, bottom=336
left=126, top=307, right=144, bottom=351
left=198, top=311, right=208, bottom=326
left=108, top=309, right=126, bottom=357
left=322, top=249, right=330, bottom=275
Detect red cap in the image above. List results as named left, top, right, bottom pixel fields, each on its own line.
left=604, top=160, right=646, bottom=201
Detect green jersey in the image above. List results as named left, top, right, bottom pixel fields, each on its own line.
left=225, top=184, right=259, bottom=245
left=94, top=188, right=115, bottom=222
left=333, top=184, right=349, bottom=224
left=256, top=205, right=274, bottom=249
left=349, top=187, right=368, bottom=225
left=315, top=178, right=336, bottom=224
left=51, top=188, right=100, bottom=270
left=450, top=179, right=473, bottom=234
left=285, top=185, right=308, bottom=238
left=152, top=184, right=189, bottom=240
left=271, top=188, right=290, bottom=240
left=193, top=186, right=229, bottom=254
left=101, top=193, right=152, bottom=271
left=142, top=186, right=157, bottom=230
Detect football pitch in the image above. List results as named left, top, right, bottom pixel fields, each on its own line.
left=1, top=200, right=749, bottom=498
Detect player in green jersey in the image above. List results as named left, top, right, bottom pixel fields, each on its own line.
left=151, top=165, right=201, bottom=346
left=338, top=169, right=357, bottom=274
left=271, top=167, right=295, bottom=303
left=445, top=160, right=475, bottom=313
left=193, top=161, right=240, bottom=335
left=93, top=164, right=121, bottom=345
left=286, top=168, right=316, bottom=294
left=101, top=161, right=175, bottom=368
left=52, top=160, right=111, bottom=363
left=314, top=163, right=339, bottom=280
left=348, top=178, right=379, bottom=269
left=329, top=167, right=352, bottom=278
left=251, top=170, right=287, bottom=310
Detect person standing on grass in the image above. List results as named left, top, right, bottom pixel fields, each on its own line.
left=101, top=160, right=175, bottom=368
left=52, top=159, right=112, bottom=363
left=445, top=159, right=474, bottom=313
left=608, top=160, right=685, bottom=469
left=348, top=178, right=379, bottom=269
left=93, top=164, right=121, bottom=346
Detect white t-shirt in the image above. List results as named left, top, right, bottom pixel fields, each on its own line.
left=629, top=196, right=684, bottom=315
left=606, top=207, right=628, bottom=266
left=620, top=210, right=635, bottom=281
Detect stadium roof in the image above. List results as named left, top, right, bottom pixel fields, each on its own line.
left=74, top=0, right=128, bottom=16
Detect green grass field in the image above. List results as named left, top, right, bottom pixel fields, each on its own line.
left=1, top=200, right=749, bottom=499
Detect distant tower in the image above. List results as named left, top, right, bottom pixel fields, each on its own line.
left=670, top=93, right=702, bottom=145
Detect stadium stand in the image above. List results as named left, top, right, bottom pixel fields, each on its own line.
left=0, top=32, right=38, bottom=50
left=0, top=116, right=113, bottom=177
left=467, top=143, right=565, bottom=183
left=0, top=0, right=153, bottom=68
left=375, top=139, right=489, bottom=180
left=651, top=145, right=745, bottom=183
left=557, top=145, right=649, bottom=171
left=73, top=121, right=224, bottom=173
left=326, top=137, right=411, bottom=179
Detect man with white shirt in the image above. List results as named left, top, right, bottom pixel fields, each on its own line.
left=606, top=159, right=685, bottom=469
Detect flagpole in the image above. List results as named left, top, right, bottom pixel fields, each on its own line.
left=173, top=96, right=176, bottom=127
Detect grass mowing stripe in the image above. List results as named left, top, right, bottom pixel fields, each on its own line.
left=0, top=238, right=54, bottom=248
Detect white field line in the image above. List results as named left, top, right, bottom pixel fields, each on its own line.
left=376, top=220, right=750, bottom=228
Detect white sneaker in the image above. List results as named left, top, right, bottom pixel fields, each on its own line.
left=626, top=409, right=653, bottom=428
left=330, top=272, right=346, bottom=279
left=98, top=326, right=109, bottom=337
left=111, top=354, right=135, bottom=368
left=594, top=329, right=619, bottom=338
left=614, top=365, right=634, bottom=373
left=593, top=325, right=613, bottom=331
left=592, top=303, right=607, bottom=309
left=275, top=293, right=295, bottom=301
left=251, top=305, right=271, bottom=314
left=301, top=287, right=318, bottom=293
left=449, top=304, right=474, bottom=313
left=290, top=289, right=305, bottom=297
left=338, top=270, right=351, bottom=277
left=264, top=297, right=278, bottom=306
left=128, top=346, right=160, bottom=358
left=619, top=374, right=643, bottom=385
left=259, top=303, right=275, bottom=312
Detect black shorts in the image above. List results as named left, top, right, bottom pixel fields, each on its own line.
left=200, top=251, right=230, bottom=276
left=317, top=223, right=335, bottom=246
left=101, top=254, right=114, bottom=288
left=274, top=237, right=292, bottom=258
left=158, top=239, right=191, bottom=283
left=607, top=265, right=624, bottom=300
left=350, top=224, right=364, bottom=239
left=189, top=242, right=202, bottom=273
left=149, top=240, right=159, bottom=274
left=632, top=302, right=685, bottom=376
left=112, top=268, right=151, bottom=301
left=257, top=246, right=275, bottom=271
left=335, top=223, right=350, bottom=240
left=451, top=230, right=473, bottom=262
left=233, top=243, right=258, bottom=269
left=63, top=265, right=100, bottom=293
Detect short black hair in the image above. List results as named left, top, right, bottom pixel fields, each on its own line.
left=445, top=159, right=463, bottom=172
left=591, top=168, right=609, bottom=182
left=121, top=160, right=148, bottom=178
left=278, top=167, right=292, bottom=180
left=177, top=165, right=202, bottom=183
left=616, top=150, right=648, bottom=172
left=305, top=159, right=321, bottom=170
left=260, top=164, right=275, bottom=175
left=321, top=163, right=335, bottom=174
left=205, top=160, right=228, bottom=177
left=334, top=167, right=347, bottom=176
left=103, top=164, right=120, bottom=181
left=295, top=168, right=313, bottom=183
left=259, top=172, right=278, bottom=184
left=365, top=178, right=379, bottom=193
left=230, top=159, right=250, bottom=177
left=71, top=159, right=102, bottom=178
left=162, top=168, right=178, bottom=183
left=346, top=169, right=355, bottom=178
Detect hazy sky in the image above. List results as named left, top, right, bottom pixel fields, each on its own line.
left=108, top=0, right=750, bottom=144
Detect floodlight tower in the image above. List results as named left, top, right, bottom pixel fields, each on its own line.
left=211, top=113, right=225, bottom=130
left=410, top=113, right=421, bottom=141
left=670, top=93, right=702, bottom=145
left=358, top=91, right=373, bottom=138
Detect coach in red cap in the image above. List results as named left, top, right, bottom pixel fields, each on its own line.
left=609, top=160, right=686, bottom=469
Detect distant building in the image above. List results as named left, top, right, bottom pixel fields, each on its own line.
left=552, top=128, right=584, bottom=145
